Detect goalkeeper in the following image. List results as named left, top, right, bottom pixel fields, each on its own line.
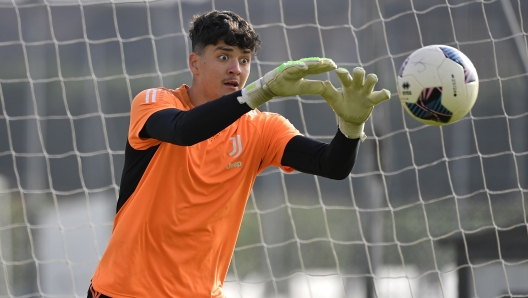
left=88, top=10, right=390, bottom=298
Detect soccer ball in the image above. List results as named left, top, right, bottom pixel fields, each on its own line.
left=396, top=45, right=479, bottom=126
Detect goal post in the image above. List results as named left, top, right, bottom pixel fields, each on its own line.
left=0, top=0, right=527, bottom=297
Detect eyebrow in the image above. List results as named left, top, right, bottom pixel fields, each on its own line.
left=214, top=45, right=251, bottom=54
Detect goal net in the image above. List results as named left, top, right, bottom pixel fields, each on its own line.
left=1, top=0, right=527, bottom=297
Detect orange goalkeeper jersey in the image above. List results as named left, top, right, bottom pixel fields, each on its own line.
left=91, top=85, right=300, bottom=297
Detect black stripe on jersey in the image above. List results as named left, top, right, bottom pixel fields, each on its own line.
left=116, top=141, right=160, bottom=213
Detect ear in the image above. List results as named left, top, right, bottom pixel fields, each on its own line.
left=189, top=52, right=200, bottom=75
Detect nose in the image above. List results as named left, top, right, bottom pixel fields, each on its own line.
left=228, top=61, right=241, bottom=75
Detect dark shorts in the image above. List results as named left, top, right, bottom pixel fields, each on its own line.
left=87, top=284, right=112, bottom=298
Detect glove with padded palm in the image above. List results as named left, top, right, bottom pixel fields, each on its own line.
left=321, top=67, right=391, bottom=141
left=238, top=57, right=337, bottom=109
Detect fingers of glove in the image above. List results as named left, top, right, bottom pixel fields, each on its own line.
left=320, top=80, right=342, bottom=105
left=263, top=61, right=306, bottom=91
left=276, top=60, right=308, bottom=77
left=271, top=58, right=336, bottom=83
left=335, top=68, right=353, bottom=88
left=300, top=57, right=337, bottom=75
left=280, top=58, right=334, bottom=75
left=369, top=89, right=392, bottom=106
left=295, top=79, right=329, bottom=95
left=351, top=67, right=366, bottom=90
left=363, top=73, right=379, bottom=95
left=300, top=57, right=336, bottom=66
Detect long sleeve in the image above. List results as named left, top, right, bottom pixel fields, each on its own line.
left=281, top=129, right=360, bottom=180
left=140, top=90, right=252, bottom=146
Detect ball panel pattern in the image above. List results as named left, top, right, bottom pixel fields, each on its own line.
left=398, top=57, right=410, bottom=77
left=439, top=46, right=477, bottom=83
left=405, top=87, right=453, bottom=123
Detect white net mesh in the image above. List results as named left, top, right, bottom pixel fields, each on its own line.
left=0, top=0, right=527, bottom=297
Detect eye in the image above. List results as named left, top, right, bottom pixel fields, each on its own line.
left=219, top=54, right=228, bottom=61
left=240, top=57, right=250, bottom=64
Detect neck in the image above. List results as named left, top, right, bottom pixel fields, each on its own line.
left=187, top=85, right=208, bottom=107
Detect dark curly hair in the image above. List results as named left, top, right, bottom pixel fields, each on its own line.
left=189, top=10, right=261, bottom=55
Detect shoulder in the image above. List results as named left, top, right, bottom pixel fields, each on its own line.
left=243, top=109, right=284, bottom=121
left=242, top=109, right=300, bottom=138
left=131, top=86, right=188, bottom=111
left=133, top=88, right=177, bottom=104
left=244, top=109, right=295, bottom=127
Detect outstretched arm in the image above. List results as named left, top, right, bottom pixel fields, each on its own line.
left=141, top=91, right=250, bottom=145
left=281, top=130, right=360, bottom=180
left=281, top=67, right=391, bottom=179
left=141, top=57, right=336, bottom=146
left=321, top=67, right=391, bottom=141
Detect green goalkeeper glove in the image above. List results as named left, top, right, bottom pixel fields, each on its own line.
left=322, top=67, right=391, bottom=141
left=238, top=57, right=337, bottom=109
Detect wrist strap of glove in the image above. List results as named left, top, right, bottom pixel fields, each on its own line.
left=338, top=118, right=367, bottom=141
left=237, top=79, right=276, bottom=109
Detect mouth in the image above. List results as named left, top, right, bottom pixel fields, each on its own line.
left=223, top=80, right=239, bottom=89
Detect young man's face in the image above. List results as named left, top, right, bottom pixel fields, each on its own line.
left=190, top=40, right=252, bottom=102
